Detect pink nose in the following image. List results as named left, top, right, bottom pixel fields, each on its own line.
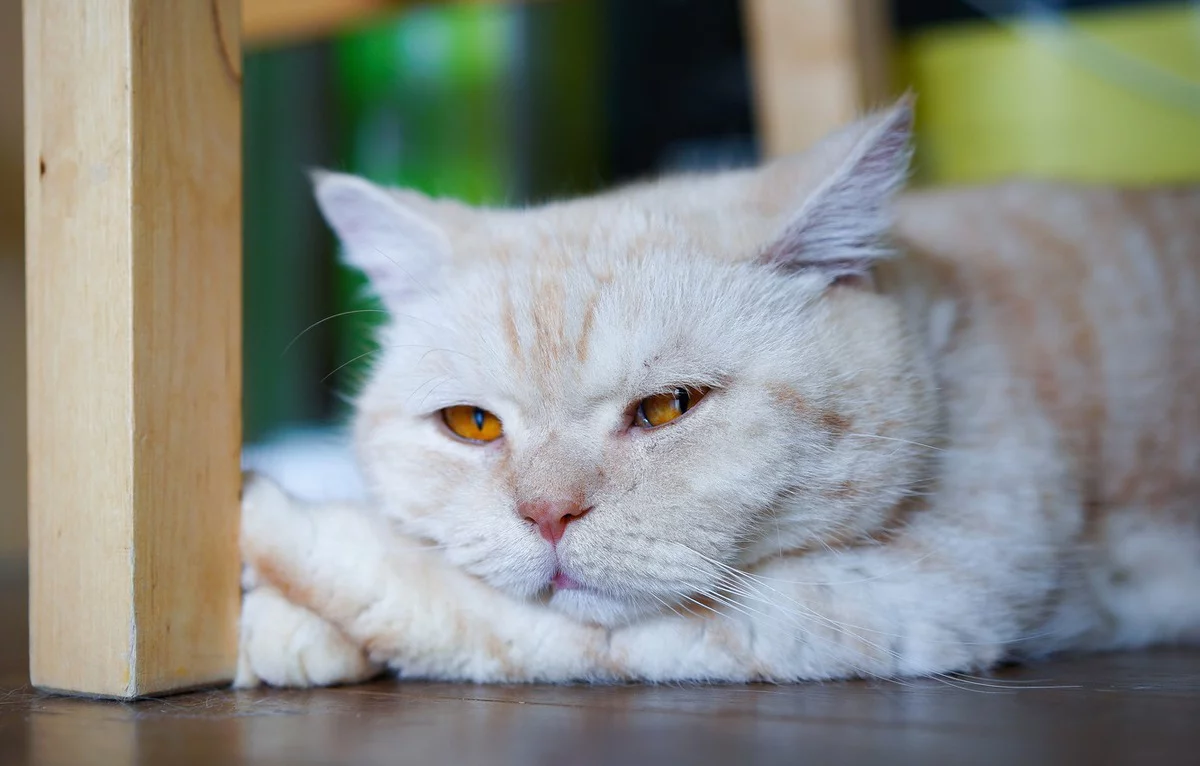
left=519, top=499, right=591, bottom=544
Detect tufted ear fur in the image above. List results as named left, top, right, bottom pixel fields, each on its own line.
left=759, top=97, right=914, bottom=283
left=311, top=171, right=452, bottom=309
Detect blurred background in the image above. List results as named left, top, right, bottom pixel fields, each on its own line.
left=2, top=0, right=1199, bottom=555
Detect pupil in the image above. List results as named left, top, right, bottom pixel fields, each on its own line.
left=675, top=387, right=689, bottom=412
left=473, top=408, right=485, bottom=430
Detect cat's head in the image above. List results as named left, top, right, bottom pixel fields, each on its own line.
left=314, top=99, right=939, bottom=626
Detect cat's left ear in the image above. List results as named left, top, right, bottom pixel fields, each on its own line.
left=311, top=171, right=454, bottom=310
left=760, top=96, right=914, bottom=283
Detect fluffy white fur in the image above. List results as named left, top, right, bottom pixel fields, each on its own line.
left=235, top=99, right=1200, bottom=688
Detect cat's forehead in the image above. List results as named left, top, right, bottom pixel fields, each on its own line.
left=449, top=201, right=703, bottom=275
left=395, top=246, right=789, bottom=416
left=450, top=251, right=703, bottom=381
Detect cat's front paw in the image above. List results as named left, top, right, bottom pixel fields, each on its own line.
left=240, top=470, right=319, bottom=586
left=235, top=585, right=383, bottom=689
left=237, top=472, right=382, bottom=688
left=241, top=471, right=299, bottom=550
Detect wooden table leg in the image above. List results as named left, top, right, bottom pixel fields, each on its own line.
left=24, top=0, right=242, bottom=698
left=743, top=0, right=893, bottom=158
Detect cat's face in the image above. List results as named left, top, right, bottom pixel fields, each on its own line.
left=318, top=100, right=938, bottom=626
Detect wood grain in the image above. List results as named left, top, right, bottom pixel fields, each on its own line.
left=244, top=0, right=407, bottom=47
left=743, top=0, right=893, bottom=158
left=24, top=0, right=242, bottom=698
left=242, top=0, right=543, bottom=48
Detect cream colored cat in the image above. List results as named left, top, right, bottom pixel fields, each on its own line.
left=235, top=98, right=1200, bottom=688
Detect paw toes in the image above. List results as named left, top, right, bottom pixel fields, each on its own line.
left=239, top=587, right=380, bottom=689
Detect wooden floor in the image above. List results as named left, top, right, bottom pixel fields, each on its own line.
left=0, top=562, right=1197, bottom=764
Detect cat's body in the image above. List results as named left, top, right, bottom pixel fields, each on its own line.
left=892, top=182, right=1200, bottom=653
left=236, top=102, right=1200, bottom=688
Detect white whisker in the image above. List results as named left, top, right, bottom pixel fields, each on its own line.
left=845, top=432, right=945, bottom=452
left=281, top=309, right=392, bottom=357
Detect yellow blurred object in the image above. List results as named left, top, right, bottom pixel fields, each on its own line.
left=899, top=3, right=1200, bottom=185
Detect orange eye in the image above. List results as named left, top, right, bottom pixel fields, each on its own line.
left=442, top=405, right=503, bottom=443
left=634, top=387, right=709, bottom=429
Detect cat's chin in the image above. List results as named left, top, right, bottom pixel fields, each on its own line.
left=546, top=588, right=661, bottom=628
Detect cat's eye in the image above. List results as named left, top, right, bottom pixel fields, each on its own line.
left=634, top=387, right=709, bottom=429
left=442, top=405, right=504, bottom=443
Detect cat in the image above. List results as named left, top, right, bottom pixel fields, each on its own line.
left=235, top=97, right=1200, bottom=688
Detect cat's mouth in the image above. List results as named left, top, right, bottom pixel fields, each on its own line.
left=550, top=569, right=583, bottom=591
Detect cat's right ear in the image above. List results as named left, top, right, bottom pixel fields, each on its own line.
left=311, top=171, right=451, bottom=308
left=757, top=96, right=913, bottom=286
